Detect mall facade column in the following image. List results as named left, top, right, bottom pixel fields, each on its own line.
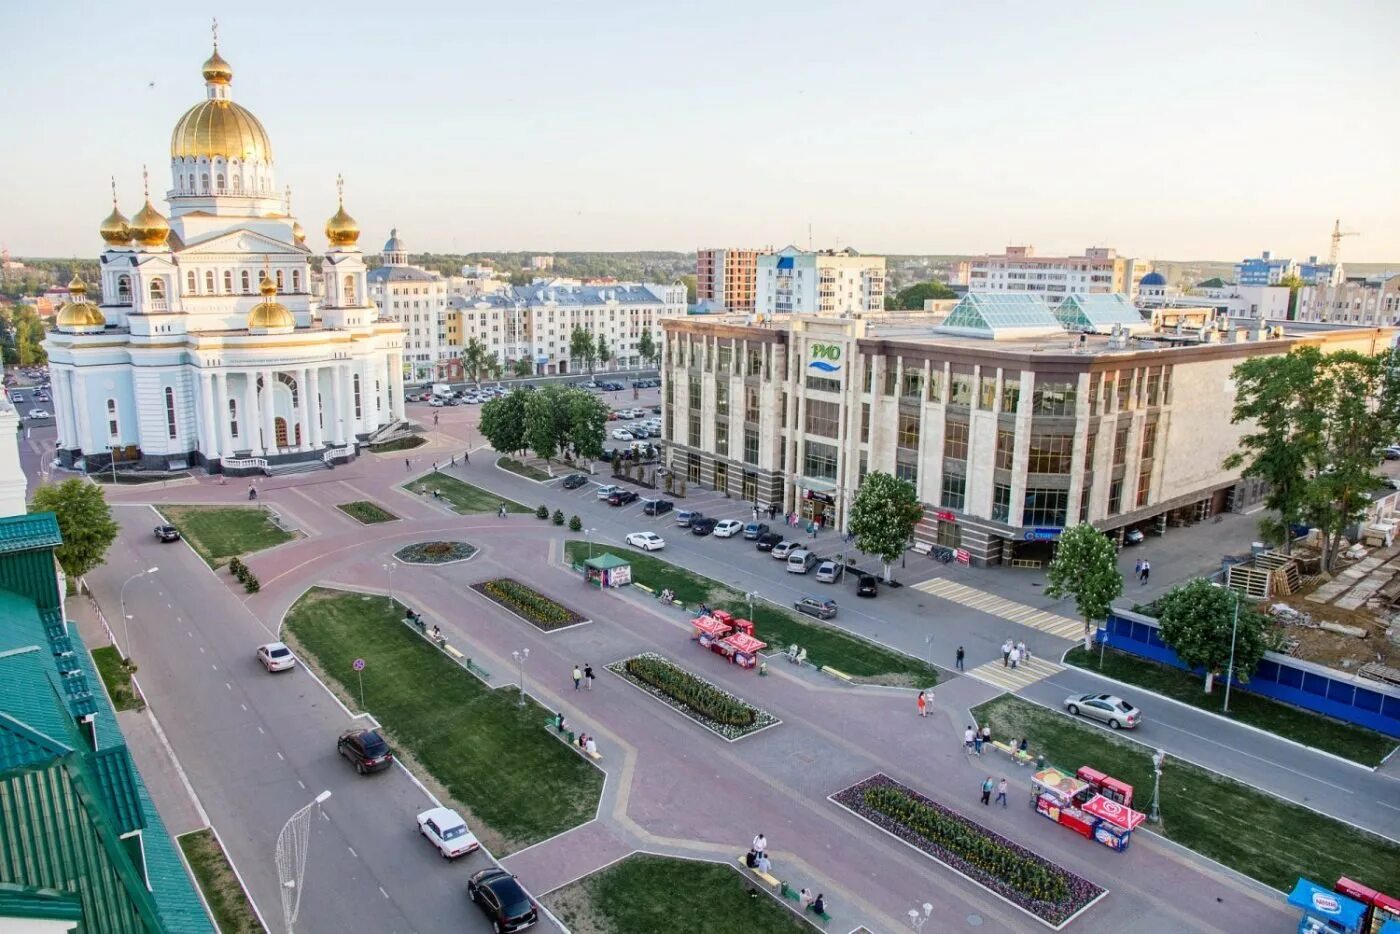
left=199, top=371, right=220, bottom=461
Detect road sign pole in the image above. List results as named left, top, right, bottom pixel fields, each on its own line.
left=352, top=658, right=366, bottom=710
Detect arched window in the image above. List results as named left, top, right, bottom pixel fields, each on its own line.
left=187, top=174, right=195, bottom=192
left=275, top=269, right=285, bottom=291
left=216, top=173, right=225, bottom=192
left=223, top=270, right=233, bottom=293
left=150, top=279, right=165, bottom=300
left=205, top=270, right=215, bottom=293
left=186, top=271, right=197, bottom=293
left=106, top=399, right=119, bottom=439
left=292, top=270, right=302, bottom=292
left=352, top=373, right=362, bottom=418
left=344, top=274, right=357, bottom=304
left=116, top=274, right=131, bottom=304
left=228, top=398, right=239, bottom=439
left=232, top=175, right=241, bottom=192
left=164, top=387, right=177, bottom=439
left=240, top=270, right=251, bottom=293
left=201, top=173, right=209, bottom=193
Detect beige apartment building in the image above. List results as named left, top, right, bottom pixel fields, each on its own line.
left=660, top=294, right=1394, bottom=566
left=697, top=247, right=766, bottom=312
left=969, top=246, right=1150, bottom=305
left=1294, top=275, right=1400, bottom=327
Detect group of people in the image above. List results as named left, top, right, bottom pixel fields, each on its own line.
left=574, top=732, right=598, bottom=756
left=964, top=724, right=993, bottom=755
left=979, top=776, right=1010, bottom=807
left=658, top=588, right=676, bottom=605
left=1134, top=559, right=1152, bottom=584
left=916, top=690, right=934, bottom=716
left=1000, top=638, right=1030, bottom=669
left=571, top=664, right=595, bottom=690
left=744, top=832, right=772, bottom=873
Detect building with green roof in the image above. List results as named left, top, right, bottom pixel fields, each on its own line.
left=0, top=512, right=214, bottom=933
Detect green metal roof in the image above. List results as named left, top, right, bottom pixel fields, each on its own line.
left=0, top=650, right=77, bottom=755
left=937, top=292, right=1064, bottom=339
left=91, top=746, right=145, bottom=837
left=584, top=552, right=632, bottom=570
left=0, top=881, right=84, bottom=923
left=0, top=709, right=73, bottom=773
left=0, top=513, right=62, bottom=555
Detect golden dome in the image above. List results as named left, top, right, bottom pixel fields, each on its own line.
left=291, top=219, right=306, bottom=244
left=202, top=47, right=233, bottom=84
left=325, top=204, right=360, bottom=247
left=100, top=205, right=130, bottom=246
left=56, top=277, right=107, bottom=330
left=247, top=276, right=295, bottom=331
left=171, top=98, right=273, bottom=162
left=129, top=199, right=171, bottom=247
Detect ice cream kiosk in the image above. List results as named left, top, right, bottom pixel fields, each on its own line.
left=1029, top=764, right=1147, bottom=852
left=1290, top=878, right=1368, bottom=934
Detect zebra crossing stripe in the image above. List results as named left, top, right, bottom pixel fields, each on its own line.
left=912, top=578, right=1083, bottom=640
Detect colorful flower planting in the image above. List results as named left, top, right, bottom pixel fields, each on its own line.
left=832, top=774, right=1104, bottom=928
left=473, top=578, right=586, bottom=631
left=609, top=653, right=778, bottom=740
left=394, top=541, right=478, bottom=565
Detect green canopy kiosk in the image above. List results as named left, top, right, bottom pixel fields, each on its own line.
left=583, top=552, right=632, bottom=588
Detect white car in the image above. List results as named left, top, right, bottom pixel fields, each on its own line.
left=416, top=807, right=480, bottom=859
left=256, top=641, right=296, bottom=672
left=428, top=397, right=444, bottom=407
left=626, top=531, right=666, bottom=551
left=26, top=409, right=50, bottom=419
left=771, top=541, right=797, bottom=559
left=611, top=429, right=634, bottom=441
left=713, top=519, right=744, bottom=538
left=596, top=484, right=620, bottom=500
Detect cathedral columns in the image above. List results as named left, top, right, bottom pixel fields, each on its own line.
left=199, top=371, right=220, bottom=461
left=330, top=363, right=346, bottom=445
left=244, top=371, right=263, bottom=457
left=260, top=368, right=277, bottom=453
left=297, top=366, right=313, bottom=450
left=216, top=372, right=234, bottom=455
left=307, top=366, right=323, bottom=450
left=390, top=354, right=406, bottom=421
left=73, top=372, right=96, bottom=454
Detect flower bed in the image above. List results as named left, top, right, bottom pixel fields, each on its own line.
left=608, top=653, right=778, bottom=741
left=337, top=500, right=399, bottom=524
left=395, top=541, right=478, bottom=565
left=472, top=578, right=586, bottom=631
left=832, top=774, right=1104, bottom=928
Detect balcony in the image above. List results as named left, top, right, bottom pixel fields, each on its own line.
left=146, top=299, right=169, bottom=312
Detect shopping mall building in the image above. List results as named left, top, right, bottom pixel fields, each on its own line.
left=659, top=294, right=1396, bottom=566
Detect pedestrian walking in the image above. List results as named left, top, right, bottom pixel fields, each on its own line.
left=982, top=725, right=991, bottom=747
left=1142, top=560, right=1151, bottom=583
left=584, top=664, right=595, bottom=690
left=433, top=461, right=439, bottom=472
left=1017, top=640, right=1029, bottom=663
left=498, top=503, right=507, bottom=518
left=973, top=730, right=984, bottom=755
left=450, top=455, right=456, bottom=467
left=752, top=505, right=759, bottom=522
left=433, top=412, right=439, bottom=426
left=464, top=450, right=470, bottom=463
left=1009, top=645, right=1021, bottom=669
left=916, top=691, right=927, bottom=717
left=752, top=833, right=767, bottom=857
left=964, top=725, right=975, bottom=754
left=1002, top=639, right=1013, bottom=667
left=405, top=458, right=411, bottom=472
left=996, top=778, right=1008, bottom=807
left=768, top=504, right=777, bottom=521
left=572, top=665, right=582, bottom=690
left=981, top=776, right=994, bottom=805
left=955, top=646, right=965, bottom=671
left=1134, top=558, right=1144, bottom=583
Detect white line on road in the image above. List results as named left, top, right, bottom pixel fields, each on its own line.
left=276, top=752, right=284, bottom=761
left=198, top=646, right=205, bottom=654
left=210, top=663, right=218, bottom=671
left=224, top=682, right=231, bottom=691
left=297, top=780, right=305, bottom=790
left=240, top=704, right=247, bottom=711
left=347, top=846, right=358, bottom=858
left=257, top=726, right=265, bottom=734
left=379, top=886, right=389, bottom=900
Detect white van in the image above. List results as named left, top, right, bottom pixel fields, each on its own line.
left=432, top=383, right=453, bottom=398
left=786, top=549, right=818, bottom=574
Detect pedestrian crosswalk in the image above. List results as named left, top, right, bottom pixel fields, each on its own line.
left=965, top=656, right=1064, bottom=692
left=910, top=578, right=1086, bottom=641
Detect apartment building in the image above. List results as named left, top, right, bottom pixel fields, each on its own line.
left=697, top=247, right=767, bottom=312
left=968, top=246, right=1150, bottom=305
left=659, top=296, right=1393, bottom=566
left=755, top=246, right=886, bottom=317
left=366, top=229, right=449, bottom=381
left=1234, top=251, right=1300, bottom=286
left=1137, top=273, right=1290, bottom=320
left=449, top=281, right=686, bottom=375
left=1294, top=274, right=1400, bottom=327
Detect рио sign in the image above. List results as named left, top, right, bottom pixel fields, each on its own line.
left=808, top=343, right=842, bottom=374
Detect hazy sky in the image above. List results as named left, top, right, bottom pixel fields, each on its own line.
left=5, top=0, right=1397, bottom=260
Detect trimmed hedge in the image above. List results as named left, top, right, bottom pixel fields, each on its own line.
left=623, top=655, right=755, bottom=727
left=474, top=578, right=584, bottom=631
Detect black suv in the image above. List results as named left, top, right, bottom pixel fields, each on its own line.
left=154, top=525, right=181, bottom=542
left=855, top=573, right=879, bottom=598
left=468, top=868, right=538, bottom=932
left=755, top=531, right=784, bottom=551
left=607, top=489, right=639, bottom=506
left=337, top=729, right=394, bottom=774
left=642, top=498, right=674, bottom=516
left=561, top=474, right=589, bottom=490
left=690, top=516, right=719, bottom=536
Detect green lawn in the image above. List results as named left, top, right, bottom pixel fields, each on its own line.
left=497, top=456, right=552, bottom=482
left=160, top=505, right=294, bottom=568
left=178, top=829, right=264, bottom=934
left=1064, top=646, right=1397, bottom=768
left=972, top=695, right=1400, bottom=892
left=282, top=587, right=601, bottom=852
left=336, top=500, right=399, bottom=524
left=404, top=473, right=530, bottom=515
left=91, top=645, right=142, bottom=712
left=543, top=854, right=806, bottom=934
left=565, top=540, right=936, bottom=687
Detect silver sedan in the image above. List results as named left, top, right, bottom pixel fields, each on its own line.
left=1064, top=692, right=1142, bottom=729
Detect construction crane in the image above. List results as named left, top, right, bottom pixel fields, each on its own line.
left=1329, top=219, right=1359, bottom=265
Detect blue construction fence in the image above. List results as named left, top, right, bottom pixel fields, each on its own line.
left=1102, top=608, right=1400, bottom=740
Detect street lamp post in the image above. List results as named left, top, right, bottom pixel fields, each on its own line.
left=107, top=445, right=119, bottom=485
left=1149, top=749, right=1166, bottom=823
left=1222, top=590, right=1241, bottom=713
left=382, top=562, right=395, bottom=610
left=746, top=590, right=757, bottom=620
left=119, top=566, right=159, bottom=659
left=585, top=528, right=598, bottom=560
left=276, top=790, right=332, bottom=933
left=512, top=648, right=530, bottom=707
left=907, top=903, right=933, bottom=931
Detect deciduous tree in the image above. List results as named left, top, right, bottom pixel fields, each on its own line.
left=637, top=329, right=657, bottom=368
left=594, top=335, right=612, bottom=372
left=460, top=339, right=490, bottom=383
left=892, top=280, right=958, bottom=310
left=564, top=388, right=608, bottom=461
left=478, top=389, right=527, bottom=455
left=568, top=327, right=596, bottom=374
left=847, top=472, right=923, bottom=582
left=525, top=385, right=567, bottom=467
left=1044, top=523, right=1123, bottom=650
left=1156, top=579, right=1270, bottom=694
left=29, top=480, right=118, bottom=582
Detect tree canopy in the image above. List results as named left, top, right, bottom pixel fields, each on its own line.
left=478, top=390, right=528, bottom=455
left=460, top=339, right=490, bottom=383
left=1044, top=523, right=1123, bottom=650
left=1156, top=579, right=1271, bottom=694
left=847, top=472, right=923, bottom=581
left=569, top=327, right=596, bottom=374
left=637, top=329, right=657, bottom=368
left=595, top=335, right=612, bottom=370
left=29, top=480, right=119, bottom=581
left=885, top=280, right=958, bottom=311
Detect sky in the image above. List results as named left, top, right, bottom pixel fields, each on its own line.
left=3, top=0, right=1397, bottom=261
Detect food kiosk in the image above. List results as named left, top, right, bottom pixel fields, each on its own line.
left=1335, top=878, right=1400, bottom=934
left=719, top=631, right=767, bottom=669
left=1290, top=878, right=1368, bottom=934
left=1030, top=764, right=1147, bottom=852
left=689, top=613, right=765, bottom=668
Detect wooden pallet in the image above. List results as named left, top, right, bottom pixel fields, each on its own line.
left=1226, top=564, right=1272, bottom=600
left=1359, top=662, right=1400, bottom=687
left=1255, top=552, right=1302, bottom=594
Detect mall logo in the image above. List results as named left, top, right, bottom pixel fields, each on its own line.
left=808, top=343, right=842, bottom=374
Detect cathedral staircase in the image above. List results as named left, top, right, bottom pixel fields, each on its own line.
left=265, top=459, right=331, bottom=478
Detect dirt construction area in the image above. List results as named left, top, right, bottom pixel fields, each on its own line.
left=1264, top=540, right=1400, bottom=672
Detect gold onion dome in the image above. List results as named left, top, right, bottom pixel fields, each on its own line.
left=56, top=277, right=106, bottom=329
left=202, top=47, right=233, bottom=84
left=129, top=198, right=170, bottom=247
left=170, top=48, right=273, bottom=161
left=325, top=204, right=360, bottom=247
left=100, top=204, right=130, bottom=246
left=247, top=276, right=295, bottom=331
left=292, top=220, right=306, bottom=245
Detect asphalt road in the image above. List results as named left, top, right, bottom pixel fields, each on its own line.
left=87, top=504, right=504, bottom=934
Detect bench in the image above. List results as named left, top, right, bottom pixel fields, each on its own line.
left=735, top=856, right=780, bottom=889
left=991, top=740, right=1033, bottom=766
left=911, top=541, right=933, bottom=556
left=820, top=665, right=853, bottom=683
left=586, top=748, right=603, bottom=761
left=778, top=884, right=831, bottom=924
left=443, top=644, right=464, bottom=659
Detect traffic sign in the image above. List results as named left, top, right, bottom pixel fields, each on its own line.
left=352, top=658, right=365, bottom=671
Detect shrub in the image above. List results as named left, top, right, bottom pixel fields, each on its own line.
left=552, top=509, right=565, bottom=526
left=536, top=504, right=550, bottom=520
left=477, top=578, right=583, bottom=630
left=424, top=542, right=452, bottom=556
left=568, top=515, right=582, bottom=531
left=623, top=655, right=756, bottom=727
left=243, top=573, right=260, bottom=593
left=228, top=556, right=245, bottom=578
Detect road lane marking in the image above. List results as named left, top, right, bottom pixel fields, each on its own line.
left=199, top=646, right=205, bottom=654
left=297, top=780, right=305, bottom=790
left=379, top=886, right=389, bottom=899
left=276, top=752, right=284, bottom=761
left=240, top=704, right=247, bottom=711
left=967, top=657, right=1063, bottom=691
left=911, top=577, right=1085, bottom=639
left=225, top=682, right=232, bottom=691
left=210, top=663, right=218, bottom=671
left=257, top=726, right=265, bottom=734
left=347, top=846, right=358, bottom=858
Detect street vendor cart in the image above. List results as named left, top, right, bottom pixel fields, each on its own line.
left=1030, top=764, right=1147, bottom=852
left=690, top=613, right=765, bottom=668
left=1290, top=878, right=1369, bottom=934
left=719, top=631, right=767, bottom=669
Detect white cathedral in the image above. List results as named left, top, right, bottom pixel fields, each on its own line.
left=44, top=40, right=406, bottom=474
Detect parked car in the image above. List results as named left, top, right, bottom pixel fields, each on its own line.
left=154, top=525, right=181, bottom=542
left=467, top=868, right=538, bottom=933
left=1064, top=693, right=1141, bottom=730
left=26, top=409, right=50, bottom=419
left=428, top=397, right=444, bottom=407
left=754, top=531, right=783, bottom=551
left=611, top=429, right=635, bottom=441
left=786, top=549, right=818, bottom=573
left=596, top=484, right=620, bottom=500
left=1123, top=528, right=1145, bottom=545
left=626, top=531, right=666, bottom=551
left=652, top=405, right=662, bottom=414
left=742, top=522, right=769, bottom=540
left=336, top=728, right=394, bottom=774
left=642, top=498, right=674, bottom=516
left=855, top=573, right=879, bottom=597
left=675, top=510, right=700, bottom=528
left=815, top=560, right=840, bottom=583
left=794, top=596, right=838, bottom=619
left=255, top=641, right=296, bottom=672
left=607, top=489, right=639, bottom=506
left=416, top=807, right=480, bottom=859
left=690, top=516, right=719, bottom=536
left=771, top=541, right=797, bottom=559
left=713, top=519, right=744, bottom=538
left=1386, top=446, right=1400, bottom=461
left=561, top=474, right=589, bottom=490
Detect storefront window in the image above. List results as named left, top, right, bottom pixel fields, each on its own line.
left=940, top=474, right=966, bottom=511
left=1023, top=488, right=1068, bottom=527
left=993, top=483, right=1011, bottom=522
left=895, top=459, right=917, bottom=484
left=1032, top=380, right=1076, bottom=417
left=803, top=440, right=838, bottom=481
